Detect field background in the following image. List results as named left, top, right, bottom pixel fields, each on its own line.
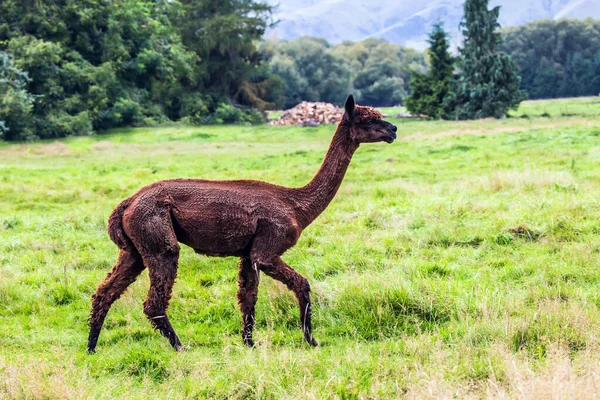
left=1, top=97, right=600, bottom=398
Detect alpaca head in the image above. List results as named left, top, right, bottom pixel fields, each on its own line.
left=342, top=94, right=397, bottom=144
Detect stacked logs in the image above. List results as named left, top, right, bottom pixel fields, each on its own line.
left=269, top=102, right=344, bottom=126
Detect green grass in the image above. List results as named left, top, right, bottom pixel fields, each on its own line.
left=377, top=106, right=405, bottom=117
left=266, top=110, right=282, bottom=120
left=1, top=98, right=600, bottom=398
left=509, top=96, right=600, bottom=118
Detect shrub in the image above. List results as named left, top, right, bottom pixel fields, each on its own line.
left=214, top=103, right=244, bottom=124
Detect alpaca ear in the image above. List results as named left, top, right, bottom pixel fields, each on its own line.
left=344, top=94, right=355, bottom=121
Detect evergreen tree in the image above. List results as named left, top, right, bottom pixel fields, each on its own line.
left=406, top=23, right=453, bottom=118
left=446, top=0, right=525, bottom=119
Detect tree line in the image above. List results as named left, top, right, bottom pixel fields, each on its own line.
left=0, top=0, right=274, bottom=141
left=0, top=0, right=598, bottom=140
left=501, top=18, right=600, bottom=99
left=260, top=37, right=427, bottom=109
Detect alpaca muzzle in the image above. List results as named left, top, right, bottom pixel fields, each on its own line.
left=383, top=123, right=397, bottom=143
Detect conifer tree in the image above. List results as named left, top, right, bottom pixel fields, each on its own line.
left=406, top=23, right=453, bottom=119
left=446, top=0, right=525, bottom=119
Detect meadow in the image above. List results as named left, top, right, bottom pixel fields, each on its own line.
left=1, top=96, right=600, bottom=398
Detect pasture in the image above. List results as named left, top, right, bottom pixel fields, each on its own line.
left=1, top=97, right=600, bottom=398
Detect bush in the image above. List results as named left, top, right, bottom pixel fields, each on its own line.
left=213, top=103, right=265, bottom=125
left=181, top=95, right=210, bottom=125
left=240, top=108, right=266, bottom=125
left=111, top=98, right=143, bottom=126
left=0, top=86, right=34, bottom=141
left=40, top=111, right=93, bottom=138
left=214, top=103, right=244, bottom=124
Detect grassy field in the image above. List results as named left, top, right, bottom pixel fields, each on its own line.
left=508, top=96, right=600, bottom=118
left=1, top=97, right=600, bottom=398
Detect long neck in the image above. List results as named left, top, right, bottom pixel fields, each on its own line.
left=292, top=125, right=359, bottom=228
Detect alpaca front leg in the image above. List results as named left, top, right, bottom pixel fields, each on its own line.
left=237, top=257, right=259, bottom=346
left=256, top=256, right=318, bottom=346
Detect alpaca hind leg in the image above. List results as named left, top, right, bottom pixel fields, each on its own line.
left=237, top=257, right=260, bottom=346
left=142, top=249, right=184, bottom=351
left=126, top=202, right=184, bottom=351
left=255, top=256, right=317, bottom=346
left=88, top=248, right=145, bottom=353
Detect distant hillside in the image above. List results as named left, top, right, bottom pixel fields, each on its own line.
left=266, top=0, right=600, bottom=49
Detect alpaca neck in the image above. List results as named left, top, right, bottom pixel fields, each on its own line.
left=293, top=125, right=358, bottom=228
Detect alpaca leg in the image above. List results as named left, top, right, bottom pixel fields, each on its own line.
left=237, top=257, right=260, bottom=346
left=125, top=202, right=184, bottom=351
left=142, top=249, right=184, bottom=351
left=88, top=248, right=145, bottom=353
left=254, top=256, right=317, bottom=346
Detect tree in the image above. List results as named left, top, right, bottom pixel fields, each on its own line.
left=351, top=41, right=409, bottom=107
left=175, top=0, right=275, bottom=109
left=446, top=0, right=525, bottom=119
left=406, top=23, right=453, bottom=118
left=263, top=37, right=426, bottom=109
left=0, top=0, right=199, bottom=139
left=501, top=19, right=600, bottom=99
left=334, top=38, right=425, bottom=107
left=0, top=0, right=276, bottom=141
left=261, top=37, right=352, bottom=109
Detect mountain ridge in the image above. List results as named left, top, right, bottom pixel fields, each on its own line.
left=266, top=0, right=600, bottom=49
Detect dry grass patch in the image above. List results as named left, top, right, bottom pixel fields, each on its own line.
left=90, top=141, right=116, bottom=152
left=465, top=170, right=576, bottom=193
left=489, top=347, right=600, bottom=399
left=0, top=358, right=87, bottom=399
left=30, top=142, right=71, bottom=156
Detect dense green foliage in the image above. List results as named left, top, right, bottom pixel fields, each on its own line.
left=446, top=0, right=525, bottom=119
left=262, top=37, right=426, bottom=109
left=334, top=38, right=426, bottom=107
left=0, top=51, right=34, bottom=141
left=501, top=19, right=600, bottom=100
left=0, top=0, right=272, bottom=140
left=260, top=37, right=353, bottom=109
left=406, top=23, right=454, bottom=118
left=1, top=98, right=600, bottom=397
left=175, top=0, right=280, bottom=112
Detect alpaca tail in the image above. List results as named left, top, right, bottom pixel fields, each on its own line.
left=108, top=198, right=132, bottom=250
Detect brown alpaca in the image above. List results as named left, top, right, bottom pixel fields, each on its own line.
left=87, top=95, right=397, bottom=352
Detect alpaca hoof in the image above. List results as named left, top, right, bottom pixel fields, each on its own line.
left=87, top=347, right=96, bottom=354
left=305, top=336, right=318, bottom=347
left=243, top=338, right=255, bottom=347
left=175, top=344, right=185, bottom=352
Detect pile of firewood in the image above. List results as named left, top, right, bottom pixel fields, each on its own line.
left=269, top=102, right=344, bottom=126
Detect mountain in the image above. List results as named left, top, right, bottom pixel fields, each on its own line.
left=265, top=0, right=600, bottom=49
